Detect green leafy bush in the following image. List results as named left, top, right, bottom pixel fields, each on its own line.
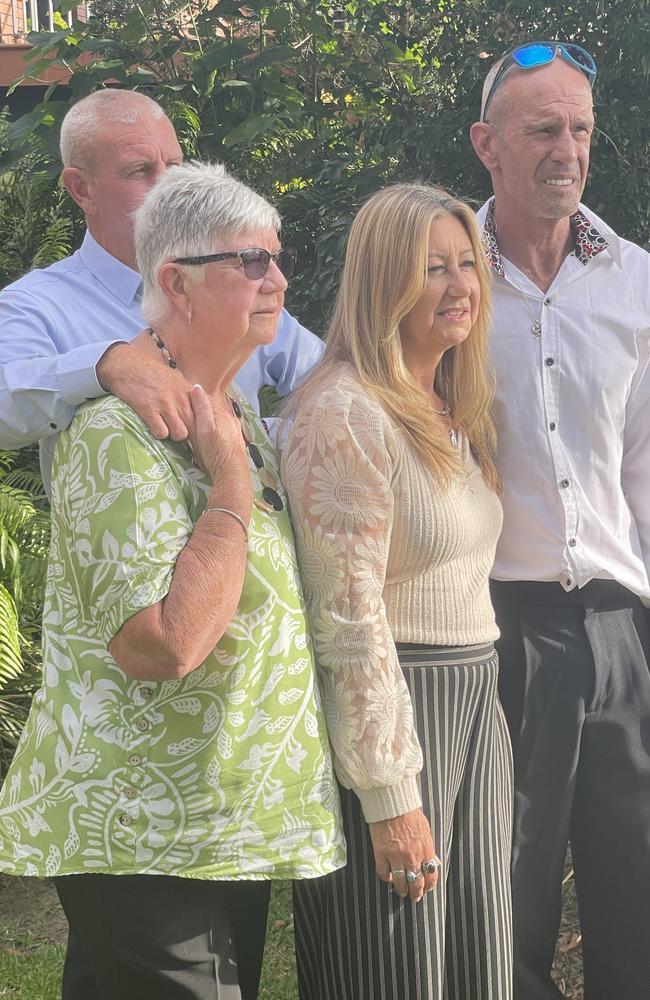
left=6, top=0, right=648, bottom=334
left=0, top=447, right=49, bottom=776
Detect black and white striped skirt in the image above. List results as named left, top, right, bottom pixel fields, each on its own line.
left=294, top=642, right=513, bottom=1000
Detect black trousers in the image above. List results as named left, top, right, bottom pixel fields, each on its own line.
left=491, top=580, right=650, bottom=1000
left=55, top=874, right=271, bottom=1000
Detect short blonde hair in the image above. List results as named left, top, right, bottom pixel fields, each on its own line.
left=286, top=182, right=500, bottom=491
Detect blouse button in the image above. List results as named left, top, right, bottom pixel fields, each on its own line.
left=119, top=813, right=133, bottom=827
left=560, top=479, right=570, bottom=488
left=568, top=538, right=577, bottom=548
left=549, top=422, right=556, bottom=431
left=545, top=357, right=555, bottom=367
left=140, top=687, right=154, bottom=700
left=124, top=787, right=138, bottom=800
left=128, top=754, right=142, bottom=766
left=135, top=718, right=150, bottom=733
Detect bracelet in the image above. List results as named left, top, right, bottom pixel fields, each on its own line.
left=201, top=507, right=248, bottom=541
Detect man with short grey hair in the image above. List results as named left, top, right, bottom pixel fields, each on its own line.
left=0, top=89, right=324, bottom=493
left=470, top=41, right=650, bottom=1000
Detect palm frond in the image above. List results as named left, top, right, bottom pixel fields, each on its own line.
left=0, top=583, right=22, bottom=687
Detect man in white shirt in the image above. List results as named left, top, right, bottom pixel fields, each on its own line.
left=0, top=89, right=324, bottom=493
left=470, top=42, right=650, bottom=1000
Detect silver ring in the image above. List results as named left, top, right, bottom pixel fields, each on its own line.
left=406, top=869, right=424, bottom=884
left=421, top=858, right=440, bottom=875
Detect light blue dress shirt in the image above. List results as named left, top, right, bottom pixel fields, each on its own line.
left=0, top=231, right=324, bottom=490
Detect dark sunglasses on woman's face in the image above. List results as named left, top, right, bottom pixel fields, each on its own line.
left=172, top=247, right=297, bottom=280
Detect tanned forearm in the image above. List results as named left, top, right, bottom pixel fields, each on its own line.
left=108, top=476, right=251, bottom=680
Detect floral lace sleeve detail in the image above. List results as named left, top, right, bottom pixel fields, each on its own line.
left=282, top=383, right=423, bottom=823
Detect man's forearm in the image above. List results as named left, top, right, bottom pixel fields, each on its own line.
left=0, top=341, right=115, bottom=449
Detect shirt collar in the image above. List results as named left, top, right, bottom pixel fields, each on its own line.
left=78, top=230, right=142, bottom=307
left=479, top=197, right=615, bottom=277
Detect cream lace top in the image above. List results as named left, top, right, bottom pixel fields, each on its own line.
left=281, top=366, right=503, bottom=822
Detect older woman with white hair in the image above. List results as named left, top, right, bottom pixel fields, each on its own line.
left=0, top=162, right=345, bottom=1000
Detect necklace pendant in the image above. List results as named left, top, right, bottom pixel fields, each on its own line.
left=531, top=321, right=542, bottom=337
left=449, top=427, right=458, bottom=448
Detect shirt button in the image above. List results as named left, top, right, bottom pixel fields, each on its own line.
left=544, top=297, right=551, bottom=305
left=135, top=719, right=150, bottom=733
left=560, top=478, right=570, bottom=488
left=128, top=754, right=142, bottom=766
left=124, top=786, right=138, bottom=800
left=119, top=813, right=133, bottom=827
left=549, top=422, right=556, bottom=431
left=566, top=578, right=573, bottom=586
left=568, top=538, right=577, bottom=547
left=49, top=422, right=57, bottom=429
left=545, top=357, right=555, bottom=366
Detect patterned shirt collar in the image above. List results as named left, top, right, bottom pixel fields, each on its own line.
left=481, top=198, right=609, bottom=277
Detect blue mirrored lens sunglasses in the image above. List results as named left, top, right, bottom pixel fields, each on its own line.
left=481, top=41, right=596, bottom=122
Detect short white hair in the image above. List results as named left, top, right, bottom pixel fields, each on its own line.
left=60, top=89, right=167, bottom=169
left=134, top=161, right=281, bottom=326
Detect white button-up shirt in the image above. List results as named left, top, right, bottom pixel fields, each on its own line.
left=0, top=231, right=325, bottom=491
left=478, top=199, right=650, bottom=601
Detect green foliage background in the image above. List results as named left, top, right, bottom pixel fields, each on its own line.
left=0, top=0, right=648, bottom=771
left=7, top=0, right=650, bottom=333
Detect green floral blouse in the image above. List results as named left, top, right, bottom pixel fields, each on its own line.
left=0, top=393, right=345, bottom=880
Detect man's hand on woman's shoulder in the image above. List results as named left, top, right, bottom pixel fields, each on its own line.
left=96, top=340, right=196, bottom=442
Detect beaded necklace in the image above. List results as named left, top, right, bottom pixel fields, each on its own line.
left=146, top=327, right=284, bottom=513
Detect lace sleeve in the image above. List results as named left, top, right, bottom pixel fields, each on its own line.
left=281, top=384, right=423, bottom=823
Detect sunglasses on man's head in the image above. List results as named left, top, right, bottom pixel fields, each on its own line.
left=172, top=247, right=297, bottom=280
left=480, top=41, right=597, bottom=122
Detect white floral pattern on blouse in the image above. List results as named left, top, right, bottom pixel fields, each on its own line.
left=281, top=366, right=503, bottom=823
left=282, top=372, right=424, bottom=823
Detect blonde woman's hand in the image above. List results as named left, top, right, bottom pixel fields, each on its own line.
left=369, top=808, right=441, bottom=902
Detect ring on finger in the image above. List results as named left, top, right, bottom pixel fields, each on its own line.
left=421, top=858, right=441, bottom=875
left=392, top=868, right=406, bottom=878
left=406, top=869, right=424, bottom=884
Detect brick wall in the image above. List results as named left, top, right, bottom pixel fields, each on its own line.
left=0, top=0, right=27, bottom=42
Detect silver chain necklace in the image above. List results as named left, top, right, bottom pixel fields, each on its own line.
left=432, top=400, right=458, bottom=448
left=504, top=264, right=543, bottom=338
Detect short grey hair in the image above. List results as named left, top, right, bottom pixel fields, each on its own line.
left=479, top=54, right=514, bottom=125
left=60, top=89, right=167, bottom=169
left=134, top=161, right=281, bottom=326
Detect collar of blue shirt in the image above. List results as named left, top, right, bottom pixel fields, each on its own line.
left=77, top=230, right=143, bottom=307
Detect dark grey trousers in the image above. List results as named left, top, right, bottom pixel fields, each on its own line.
left=55, top=874, right=271, bottom=1000
left=295, top=643, right=513, bottom=1000
left=491, top=579, right=650, bottom=1000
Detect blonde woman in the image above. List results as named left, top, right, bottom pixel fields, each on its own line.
left=281, top=183, right=513, bottom=999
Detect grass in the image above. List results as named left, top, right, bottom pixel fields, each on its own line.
left=0, top=938, right=63, bottom=1000
left=259, top=883, right=298, bottom=999
left=0, top=867, right=583, bottom=998
left=0, top=882, right=297, bottom=1000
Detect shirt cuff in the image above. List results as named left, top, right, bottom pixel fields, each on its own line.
left=355, top=774, right=422, bottom=824
left=58, top=341, right=127, bottom=406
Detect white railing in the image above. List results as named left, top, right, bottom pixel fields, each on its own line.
left=20, top=1, right=74, bottom=34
